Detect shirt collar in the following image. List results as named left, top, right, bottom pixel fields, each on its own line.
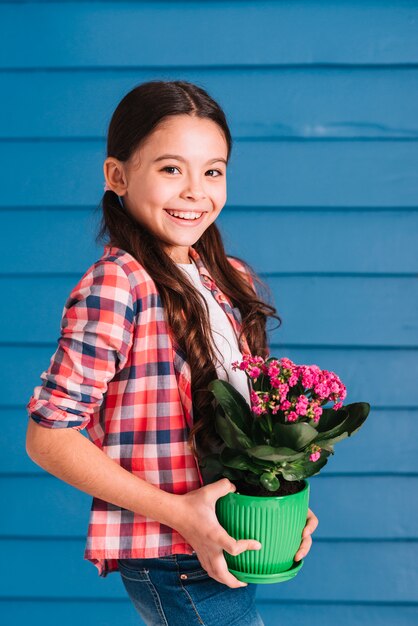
left=188, top=246, right=212, bottom=280
left=188, top=246, right=251, bottom=356
left=103, top=244, right=251, bottom=356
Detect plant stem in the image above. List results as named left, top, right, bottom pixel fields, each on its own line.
left=266, top=412, right=273, bottom=433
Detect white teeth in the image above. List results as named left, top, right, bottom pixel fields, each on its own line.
left=166, top=210, right=203, bottom=220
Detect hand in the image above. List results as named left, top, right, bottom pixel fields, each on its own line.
left=171, top=478, right=262, bottom=589
left=294, top=507, right=318, bottom=562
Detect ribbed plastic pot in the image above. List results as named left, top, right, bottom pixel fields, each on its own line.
left=215, top=479, right=310, bottom=584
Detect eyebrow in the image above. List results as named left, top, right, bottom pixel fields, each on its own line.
left=153, top=154, right=227, bottom=165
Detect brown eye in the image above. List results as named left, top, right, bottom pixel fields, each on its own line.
left=161, top=166, right=180, bottom=174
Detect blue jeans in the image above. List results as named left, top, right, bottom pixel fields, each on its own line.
left=117, top=553, right=265, bottom=626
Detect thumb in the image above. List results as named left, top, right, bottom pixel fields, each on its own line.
left=222, top=534, right=263, bottom=556
left=211, top=477, right=237, bottom=497
left=212, top=482, right=263, bottom=554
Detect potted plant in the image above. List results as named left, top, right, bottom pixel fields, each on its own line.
left=199, top=356, right=371, bottom=584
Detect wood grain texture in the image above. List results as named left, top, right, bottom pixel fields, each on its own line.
left=2, top=1, right=417, bottom=622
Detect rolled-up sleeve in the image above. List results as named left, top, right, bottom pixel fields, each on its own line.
left=26, top=260, right=135, bottom=430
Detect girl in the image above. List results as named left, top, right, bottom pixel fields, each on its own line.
left=26, top=80, right=318, bottom=626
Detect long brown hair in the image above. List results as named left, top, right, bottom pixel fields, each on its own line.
left=95, top=80, right=281, bottom=460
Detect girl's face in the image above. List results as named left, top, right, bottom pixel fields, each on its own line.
left=104, top=114, right=228, bottom=264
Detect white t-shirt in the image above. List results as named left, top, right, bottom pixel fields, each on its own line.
left=177, top=258, right=251, bottom=407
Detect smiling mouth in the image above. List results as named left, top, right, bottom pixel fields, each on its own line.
left=163, top=209, right=206, bottom=224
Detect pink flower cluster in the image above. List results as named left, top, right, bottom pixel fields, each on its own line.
left=232, top=355, right=347, bottom=425
left=308, top=444, right=322, bottom=462
left=231, top=355, right=347, bottom=465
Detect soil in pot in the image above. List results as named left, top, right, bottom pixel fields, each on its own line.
left=234, top=476, right=305, bottom=497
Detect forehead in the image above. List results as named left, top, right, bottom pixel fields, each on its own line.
left=140, top=115, right=228, bottom=158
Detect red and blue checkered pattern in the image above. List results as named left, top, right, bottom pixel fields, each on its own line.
left=26, top=244, right=256, bottom=577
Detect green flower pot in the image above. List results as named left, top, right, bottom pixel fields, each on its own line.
left=215, top=479, right=310, bottom=584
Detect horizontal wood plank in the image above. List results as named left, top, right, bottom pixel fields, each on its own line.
left=1, top=2, right=417, bottom=68
left=1, top=601, right=142, bottom=626
left=0, top=538, right=416, bottom=601
left=1, top=600, right=417, bottom=626
left=18, top=344, right=418, bottom=407
left=270, top=346, right=418, bottom=407
left=267, top=276, right=418, bottom=347
left=8, top=407, right=417, bottom=475
left=1, top=68, right=417, bottom=139
left=5, top=274, right=416, bottom=346
left=1, top=587, right=418, bottom=626
left=2, top=209, right=417, bottom=274
left=3, top=474, right=417, bottom=539
left=2, top=0, right=417, bottom=622
left=2, top=140, right=418, bottom=207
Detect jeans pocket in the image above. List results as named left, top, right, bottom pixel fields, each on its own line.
left=177, top=555, right=210, bottom=581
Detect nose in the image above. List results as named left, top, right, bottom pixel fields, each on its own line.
left=181, top=176, right=207, bottom=201
left=183, top=188, right=206, bottom=201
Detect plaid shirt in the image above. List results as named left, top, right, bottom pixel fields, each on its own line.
left=26, top=244, right=256, bottom=578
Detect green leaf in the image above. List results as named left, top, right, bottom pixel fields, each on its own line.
left=199, top=452, right=222, bottom=469
left=280, top=450, right=331, bottom=480
left=260, top=472, right=280, bottom=491
left=244, top=473, right=261, bottom=486
left=221, top=467, right=244, bottom=481
left=344, top=402, right=371, bottom=436
left=315, top=433, right=349, bottom=447
left=302, top=452, right=330, bottom=477
left=247, top=445, right=305, bottom=462
left=220, top=448, right=261, bottom=474
left=208, top=379, right=253, bottom=434
left=198, top=453, right=224, bottom=484
left=272, top=421, right=319, bottom=451
left=279, top=462, right=306, bottom=481
left=215, top=408, right=253, bottom=450
left=247, top=455, right=277, bottom=470
left=251, top=418, right=269, bottom=445
left=314, top=402, right=371, bottom=443
left=315, top=407, right=349, bottom=433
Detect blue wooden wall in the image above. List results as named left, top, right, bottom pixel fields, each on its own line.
left=2, top=1, right=417, bottom=624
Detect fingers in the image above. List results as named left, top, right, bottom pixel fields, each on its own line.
left=295, top=508, right=319, bottom=562
left=302, top=508, right=319, bottom=537
left=205, top=541, right=261, bottom=588
left=207, top=552, right=249, bottom=588
left=209, top=477, right=237, bottom=498
left=205, top=531, right=262, bottom=588
left=224, top=537, right=263, bottom=556
left=191, top=479, right=266, bottom=587
left=294, top=533, right=312, bottom=561
left=213, top=515, right=262, bottom=558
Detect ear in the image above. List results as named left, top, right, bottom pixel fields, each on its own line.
left=103, top=157, right=128, bottom=195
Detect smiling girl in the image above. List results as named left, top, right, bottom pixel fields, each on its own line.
left=26, top=80, right=318, bottom=626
